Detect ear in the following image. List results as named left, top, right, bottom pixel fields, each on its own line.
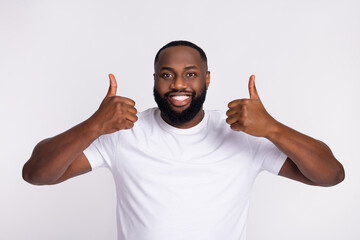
left=206, top=71, right=210, bottom=90
left=153, top=73, right=155, bottom=81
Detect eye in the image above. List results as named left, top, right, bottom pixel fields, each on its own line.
left=162, top=73, right=173, bottom=79
left=186, top=72, right=197, bottom=78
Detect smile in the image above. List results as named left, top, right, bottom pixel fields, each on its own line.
left=168, top=94, right=192, bottom=107
left=171, top=95, right=190, bottom=101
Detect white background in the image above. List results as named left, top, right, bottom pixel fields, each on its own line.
left=1, top=0, right=359, bottom=239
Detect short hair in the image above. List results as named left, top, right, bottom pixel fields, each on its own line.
left=154, top=40, right=207, bottom=65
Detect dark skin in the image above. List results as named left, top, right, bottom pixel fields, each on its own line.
left=153, top=46, right=210, bottom=129
left=22, top=74, right=138, bottom=184
left=23, top=46, right=344, bottom=187
left=227, top=75, right=344, bottom=186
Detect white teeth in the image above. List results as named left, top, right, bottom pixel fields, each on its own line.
left=172, top=95, right=190, bottom=101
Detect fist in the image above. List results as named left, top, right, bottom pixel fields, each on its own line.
left=226, top=75, right=276, bottom=137
left=90, top=73, right=138, bottom=135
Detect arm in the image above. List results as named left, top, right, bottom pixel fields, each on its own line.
left=268, top=122, right=344, bottom=187
left=22, top=74, right=138, bottom=185
left=226, top=75, right=344, bottom=187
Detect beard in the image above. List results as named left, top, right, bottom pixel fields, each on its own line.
left=153, top=85, right=207, bottom=125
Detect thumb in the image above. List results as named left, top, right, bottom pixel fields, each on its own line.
left=248, top=75, right=260, bottom=100
left=106, top=73, right=117, bottom=97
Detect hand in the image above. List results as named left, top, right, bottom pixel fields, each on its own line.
left=226, top=75, right=277, bottom=137
left=89, top=73, right=138, bottom=135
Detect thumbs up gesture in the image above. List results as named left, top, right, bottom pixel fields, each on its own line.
left=90, top=74, right=138, bottom=135
left=226, top=75, right=277, bottom=137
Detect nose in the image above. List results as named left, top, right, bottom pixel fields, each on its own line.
left=171, top=76, right=187, bottom=90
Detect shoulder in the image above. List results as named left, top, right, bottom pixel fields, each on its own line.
left=101, top=108, right=158, bottom=139
left=135, top=107, right=159, bottom=126
left=124, top=107, right=160, bottom=136
left=206, top=109, right=226, bottom=119
left=205, top=109, right=266, bottom=147
left=206, top=109, right=226, bottom=122
left=205, top=109, right=229, bottom=130
left=205, top=109, right=240, bottom=139
left=137, top=107, right=157, bottom=118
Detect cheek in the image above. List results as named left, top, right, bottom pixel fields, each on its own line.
left=155, top=80, right=170, bottom=94
left=192, top=79, right=207, bottom=94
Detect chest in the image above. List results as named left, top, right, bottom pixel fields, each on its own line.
left=110, top=129, right=259, bottom=236
left=113, top=131, right=259, bottom=201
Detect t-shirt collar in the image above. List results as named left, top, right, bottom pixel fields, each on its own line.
left=155, top=109, right=209, bottom=135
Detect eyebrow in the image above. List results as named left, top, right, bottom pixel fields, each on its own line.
left=184, top=65, right=199, bottom=70
left=160, top=67, right=174, bottom=71
left=160, top=65, right=199, bottom=71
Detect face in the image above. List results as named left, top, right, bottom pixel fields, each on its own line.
left=153, top=46, right=210, bottom=127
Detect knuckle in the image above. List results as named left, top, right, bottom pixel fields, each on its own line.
left=116, top=102, right=126, bottom=112
left=239, top=115, right=246, bottom=123
left=118, top=118, right=126, bottom=124
left=125, top=121, right=134, bottom=129
left=114, top=101, right=121, bottom=108
left=240, top=111, right=247, bottom=118
left=109, top=96, right=118, bottom=103
left=124, top=97, right=135, bottom=107
left=228, top=100, right=240, bottom=108
left=230, top=124, right=240, bottom=131
left=241, top=119, right=248, bottom=128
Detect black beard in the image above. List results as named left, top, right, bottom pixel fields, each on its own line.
left=153, top=86, right=207, bottom=125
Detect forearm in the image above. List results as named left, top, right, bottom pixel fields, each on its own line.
left=23, top=118, right=100, bottom=184
left=23, top=74, right=138, bottom=185
left=266, top=121, right=345, bottom=186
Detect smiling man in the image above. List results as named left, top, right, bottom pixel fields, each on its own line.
left=23, top=40, right=344, bottom=240
left=153, top=42, right=210, bottom=128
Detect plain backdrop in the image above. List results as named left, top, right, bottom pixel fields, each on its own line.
left=1, top=0, right=359, bottom=239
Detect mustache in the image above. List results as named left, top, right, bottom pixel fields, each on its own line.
left=164, top=90, right=195, bottom=97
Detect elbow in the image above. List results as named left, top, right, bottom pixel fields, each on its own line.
left=22, top=162, right=34, bottom=184
left=22, top=165, right=43, bottom=185
left=319, top=162, right=345, bottom=187
left=334, top=163, right=345, bottom=185
left=23, top=139, right=60, bottom=185
left=22, top=162, right=56, bottom=186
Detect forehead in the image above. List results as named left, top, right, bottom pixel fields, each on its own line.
left=155, top=46, right=205, bottom=71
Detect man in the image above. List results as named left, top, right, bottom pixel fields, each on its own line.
left=23, top=40, right=345, bottom=240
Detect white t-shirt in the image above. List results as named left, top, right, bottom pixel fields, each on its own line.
left=84, top=108, right=287, bottom=240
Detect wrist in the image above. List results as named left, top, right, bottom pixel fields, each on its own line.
left=265, top=118, right=283, bottom=141
left=82, top=116, right=103, bottom=139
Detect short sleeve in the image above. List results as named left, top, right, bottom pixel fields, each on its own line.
left=251, top=137, right=287, bottom=175
left=83, top=133, right=117, bottom=170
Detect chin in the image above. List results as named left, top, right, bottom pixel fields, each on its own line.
left=153, top=85, right=207, bottom=125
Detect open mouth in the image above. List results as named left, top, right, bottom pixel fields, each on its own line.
left=167, top=93, right=193, bottom=107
